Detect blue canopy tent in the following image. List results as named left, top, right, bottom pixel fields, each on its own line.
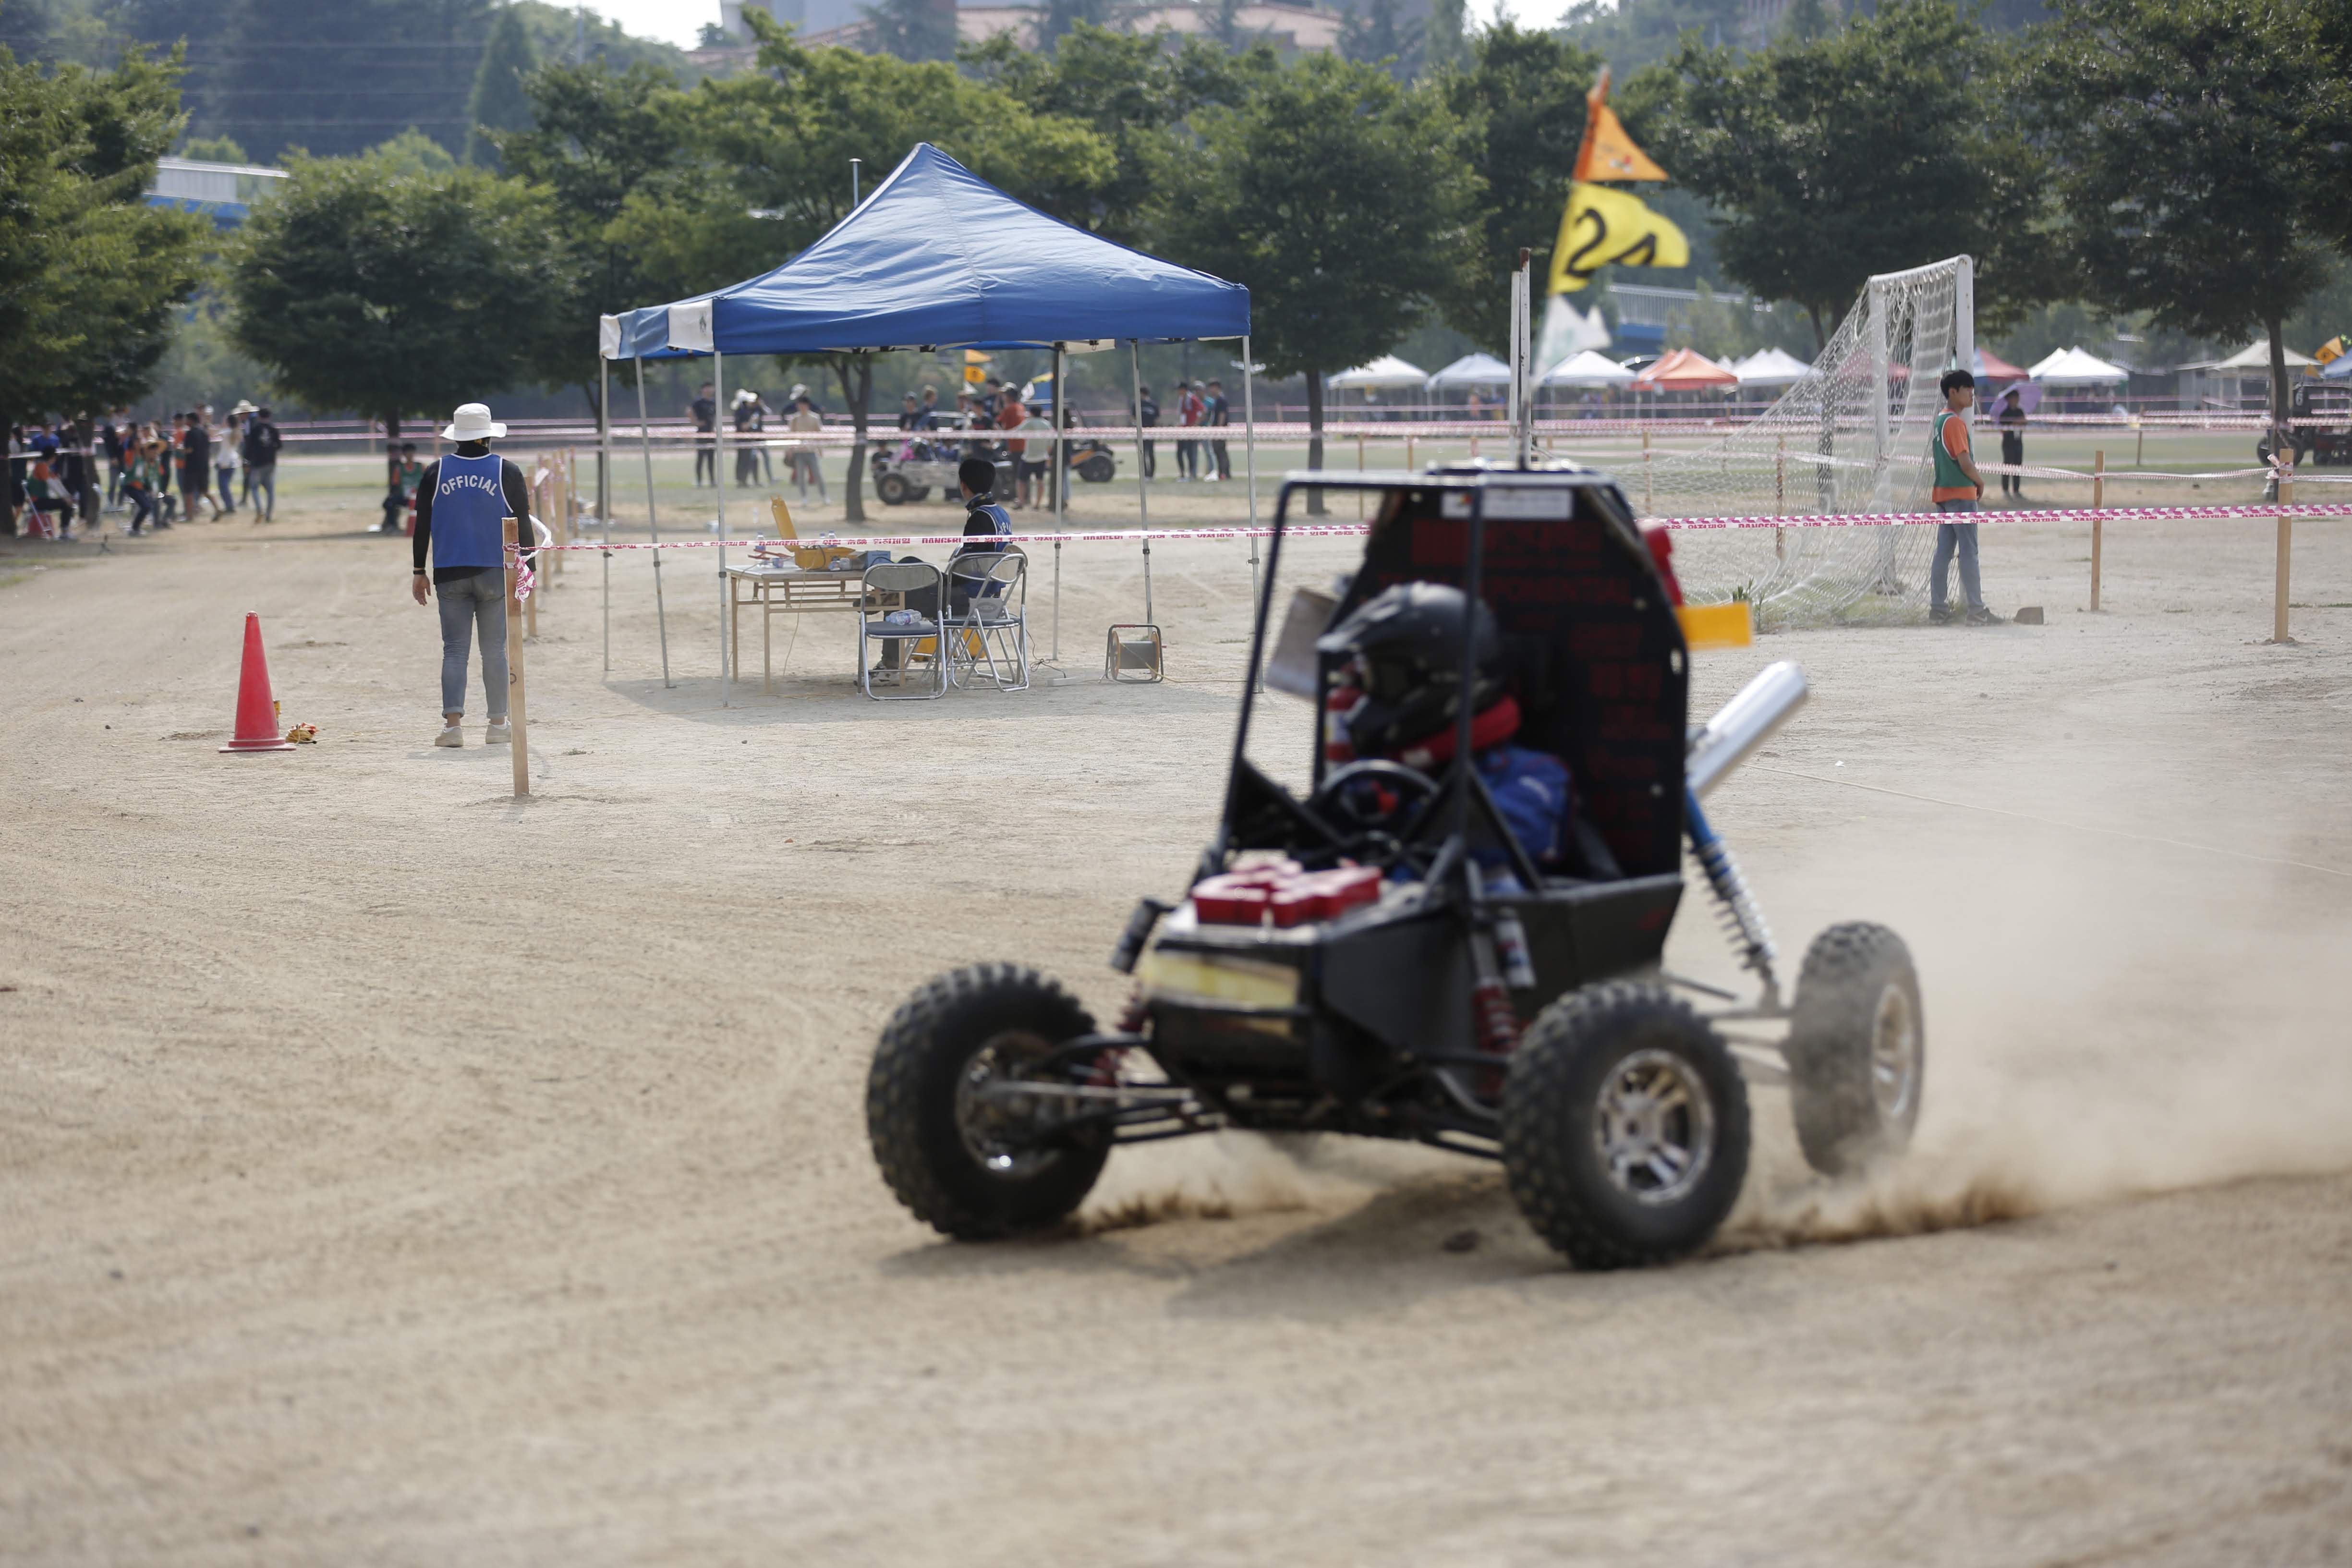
left=596, top=142, right=1254, bottom=697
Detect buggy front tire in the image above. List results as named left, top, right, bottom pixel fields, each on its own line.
left=1502, top=983, right=1750, bottom=1269
left=1785, top=922, right=1924, bottom=1176
left=867, top=963, right=1109, bottom=1239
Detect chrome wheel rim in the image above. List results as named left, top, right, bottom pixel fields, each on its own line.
left=1869, top=983, right=1921, bottom=1125
left=1591, top=1048, right=1716, bottom=1206
left=955, top=1030, right=1059, bottom=1179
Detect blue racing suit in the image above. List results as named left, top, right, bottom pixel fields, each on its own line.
left=1477, top=744, right=1571, bottom=870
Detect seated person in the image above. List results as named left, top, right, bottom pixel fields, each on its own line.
left=875, top=457, right=1014, bottom=675
left=1317, top=582, right=1571, bottom=875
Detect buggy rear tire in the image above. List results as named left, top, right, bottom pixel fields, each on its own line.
left=909, top=486, right=932, bottom=502
left=874, top=471, right=911, bottom=506
left=867, top=963, right=1109, bottom=1239
left=1077, top=454, right=1116, bottom=484
left=1501, top=982, right=1750, bottom=1269
left=1785, top=922, right=1924, bottom=1176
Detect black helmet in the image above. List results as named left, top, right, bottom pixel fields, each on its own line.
left=1317, top=582, right=1507, bottom=757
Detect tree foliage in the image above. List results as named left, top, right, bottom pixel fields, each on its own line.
left=859, top=0, right=959, bottom=63
left=221, top=144, right=577, bottom=462
left=2023, top=0, right=2352, bottom=425
left=1156, top=51, right=1477, bottom=506
left=0, top=41, right=207, bottom=437
left=965, top=24, right=1259, bottom=244
left=1439, top=23, right=1604, bottom=348
left=1623, top=0, right=2056, bottom=345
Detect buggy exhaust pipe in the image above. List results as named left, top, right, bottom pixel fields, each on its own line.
left=1687, top=661, right=1808, bottom=799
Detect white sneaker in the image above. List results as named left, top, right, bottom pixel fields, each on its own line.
left=484, top=720, right=512, bottom=745
left=434, top=724, right=463, bottom=747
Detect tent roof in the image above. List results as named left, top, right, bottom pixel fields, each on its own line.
left=604, top=143, right=1248, bottom=360
left=1426, top=352, right=1514, bottom=389
left=1328, top=354, right=1428, bottom=389
left=1634, top=347, right=1738, bottom=389
left=1974, top=347, right=2027, bottom=381
left=1733, top=347, right=1813, bottom=385
left=1540, top=349, right=1636, bottom=387
left=2212, top=340, right=2317, bottom=370
left=2027, top=346, right=2130, bottom=384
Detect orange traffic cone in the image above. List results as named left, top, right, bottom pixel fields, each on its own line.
left=220, top=611, right=297, bottom=753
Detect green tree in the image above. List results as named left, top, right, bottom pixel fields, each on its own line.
left=609, top=9, right=1113, bottom=518
left=1338, top=0, right=1424, bottom=82
left=496, top=58, right=691, bottom=402
left=222, top=145, right=578, bottom=486
left=965, top=24, right=1261, bottom=244
left=463, top=3, right=535, bottom=168
left=1623, top=0, right=2055, bottom=347
left=1157, top=52, right=1479, bottom=512
left=2024, top=0, right=2352, bottom=445
left=176, top=132, right=247, bottom=161
left=1439, top=23, right=1604, bottom=349
left=368, top=126, right=458, bottom=176
left=1421, top=0, right=1467, bottom=74
left=0, top=41, right=207, bottom=526
left=860, top=0, right=959, bottom=62
left=1555, top=0, right=1740, bottom=76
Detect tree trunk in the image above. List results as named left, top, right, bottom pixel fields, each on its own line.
left=1305, top=365, right=1326, bottom=517
left=1807, top=303, right=1830, bottom=354
left=74, top=413, right=98, bottom=527
left=385, top=412, right=402, bottom=494
left=834, top=354, right=872, bottom=523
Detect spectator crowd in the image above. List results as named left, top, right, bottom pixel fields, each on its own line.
left=6, top=402, right=282, bottom=539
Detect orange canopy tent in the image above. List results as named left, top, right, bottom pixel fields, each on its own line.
left=1633, top=347, right=1739, bottom=390
left=1977, top=347, right=2026, bottom=380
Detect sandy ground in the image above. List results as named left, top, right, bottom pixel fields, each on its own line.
left=4, top=487, right=2351, bottom=1565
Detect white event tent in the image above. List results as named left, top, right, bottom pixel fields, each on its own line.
left=2212, top=341, right=2317, bottom=371
left=1327, top=355, right=1428, bottom=390
left=2027, top=346, right=2130, bottom=386
left=1731, top=347, right=1813, bottom=386
left=1425, top=352, right=1514, bottom=390
left=1539, top=349, right=1635, bottom=388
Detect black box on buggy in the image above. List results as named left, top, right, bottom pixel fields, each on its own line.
left=865, top=464, right=1926, bottom=1268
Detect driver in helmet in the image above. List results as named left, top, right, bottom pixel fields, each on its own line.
left=1317, top=582, right=1571, bottom=876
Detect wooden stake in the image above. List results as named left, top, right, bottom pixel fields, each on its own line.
left=504, top=514, right=530, bottom=798
left=2275, top=470, right=2294, bottom=644
left=1774, top=433, right=1786, bottom=561
left=2089, top=449, right=2104, bottom=612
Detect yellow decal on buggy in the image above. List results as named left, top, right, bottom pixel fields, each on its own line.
left=1677, top=602, right=1753, bottom=649
left=1136, top=950, right=1300, bottom=1009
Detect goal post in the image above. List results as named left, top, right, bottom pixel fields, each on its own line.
left=1603, top=254, right=1976, bottom=626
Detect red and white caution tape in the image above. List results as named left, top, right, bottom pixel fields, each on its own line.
left=540, top=498, right=2352, bottom=555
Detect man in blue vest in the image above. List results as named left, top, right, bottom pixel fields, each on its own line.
left=409, top=402, right=535, bottom=747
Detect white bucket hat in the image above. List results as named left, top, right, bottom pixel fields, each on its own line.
left=442, top=402, right=507, bottom=441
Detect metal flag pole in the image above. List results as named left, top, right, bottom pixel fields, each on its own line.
left=1242, top=333, right=1261, bottom=694
left=634, top=355, right=672, bottom=688
left=715, top=348, right=730, bottom=706
left=1130, top=339, right=1151, bottom=544
left=599, top=353, right=611, bottom=673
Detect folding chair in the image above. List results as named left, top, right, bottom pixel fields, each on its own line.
left=858, top=559, right=947, bottom=700
left=944, top=549, right=1030, bottom=692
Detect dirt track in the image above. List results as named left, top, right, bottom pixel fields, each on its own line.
left=4, top=500, right=2351, bottom=1565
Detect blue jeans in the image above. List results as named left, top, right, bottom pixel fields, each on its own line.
left=244, top=464, right=275, bottom=519
left=1931, top=498, right=1982, bottom=613
left=436, top=572, right=509, bottom=718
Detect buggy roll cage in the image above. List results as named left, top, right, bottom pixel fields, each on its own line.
left=1201, top=465, right=1667, bottom=907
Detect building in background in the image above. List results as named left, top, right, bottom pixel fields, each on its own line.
left=145, top=157, right=288, bottom=228
left=795, top=0, right=1343, bottom=53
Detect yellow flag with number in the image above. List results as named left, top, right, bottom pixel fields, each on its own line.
left=1547, top=181, right=1690, bottom=294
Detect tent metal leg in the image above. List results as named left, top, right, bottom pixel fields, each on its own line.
left=599, top=356, right=611, bottom=674
left=1053, top=342, right=1065, bottom=669
left=635, top=357, right=672, bottom=689
left=1243, top=334, right=1261, bottom=694
left=715, top=349, right=729, bottom=706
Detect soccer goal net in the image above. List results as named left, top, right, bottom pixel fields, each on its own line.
left=1597, top=255, right=1974, bottom=627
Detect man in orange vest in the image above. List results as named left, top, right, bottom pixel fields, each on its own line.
left=1928, top=369, right=2000, bottom=626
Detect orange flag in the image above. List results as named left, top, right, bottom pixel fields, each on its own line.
left=1572, top=70, right=1669, bottom=184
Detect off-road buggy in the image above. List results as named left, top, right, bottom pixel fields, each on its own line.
left=865, top=464, right=1926, bottom=1267
left=871, top=430, right=1119, bottom=506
